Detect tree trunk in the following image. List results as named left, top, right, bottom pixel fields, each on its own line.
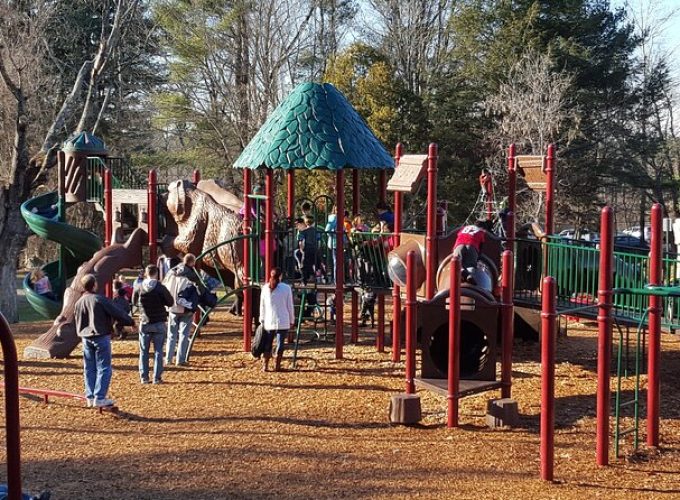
left=0, top=205, right=31, bottom=323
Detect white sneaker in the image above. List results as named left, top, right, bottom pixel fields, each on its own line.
left=86, top=398, right=95, bottom=407
left=94, top=398, right=116, bottom=407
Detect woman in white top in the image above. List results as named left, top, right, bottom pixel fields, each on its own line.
left=259, top=267, right=295, bottom=371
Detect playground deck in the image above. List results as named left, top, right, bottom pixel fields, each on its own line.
left=6, top=312, right=680, bottom=499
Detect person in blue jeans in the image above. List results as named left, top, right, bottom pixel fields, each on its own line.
left=133, top=264, right=174, bottom=384
left=163, top=254, right=201, bottom=365
left=74, top=273, right=134, bottom=407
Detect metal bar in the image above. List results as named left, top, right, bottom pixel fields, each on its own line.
left=0, top=313, right=22, bottom=500
left=597, top=206, right=614, bottom=466
left=265, top=169, right=274, bottom=278
left=352, top=168, right=359, bottom=216
left=378, top=170, right=387, bottom=204
left=104, top=167, right=113, bottom=298
left=287, top=170, right=295, bottom=221
left=335, top=169, right=345, bottom=359
left=507, top=144, right=516, bottom=244
left=243, top=169, right=253, bottom=352
left=545, top=144, right=556, bottom=237
left=192, top=169, right=201, bottom=185
left=501, top=250, right=514, bottom=398
left=377, top=294, right=385, bottom=352
left=425, top=143, right=438, bottom=300
left=648, top=203, right=662, bottom=447
left=351, top=291, right=359, bottom=343
left=392, top=143, right=404, bottom=360
left=148, top=169, right=158, bottom=263
left=405, top=250, right=417, bottom=394
left=292, top=292, right=307, bottom=369
left=541, top=276, right=557, bottom=481
left=448, top=256, right=461, bottom=427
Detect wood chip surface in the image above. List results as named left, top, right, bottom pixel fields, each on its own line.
left=2, top=314, right=680, bottom=499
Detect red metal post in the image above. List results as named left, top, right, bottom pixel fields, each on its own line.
left=448, top=256, right=461, bottom=428
left=377, top=295, right=385, bottom=352
left=540, top=277, right=557, bottom=481
left=104, top=168, right=113, bottom=298
left=507, top=144, right=516, bottom=244
left=335, top=169, right=345, bottom=359
left=425, top=143, right=438, bottom=300
left=147, top=170, right=158, bottom=264
left=405, top=250, right=417, bottom=394
left=596, top=206, right=614, bottom=466
left=264, top=168, right=274, bottom=279
left=648, top=203, right=663, bottom=447
left=243, top=169, right=253, bottom=352
left=545, top=144, right=556, bottom=237
left=392, top=143, right=404, bottom=362
left=501, top=249, right=515, bottom=398
left=192, top=169, right=201, bottom=185
left=0, top=314, right=21, bottom=500
left=286, top=170, right=295, bottom=222
left=351, top=292, right=359, bottom=343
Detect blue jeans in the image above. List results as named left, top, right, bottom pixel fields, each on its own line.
left=262, top=330, right=287, bottom=355
left=166, top=312, right=193, bottom=364
left=82, top=335, right=112, bottom=401
left=139, top=322, right=166, bottom=382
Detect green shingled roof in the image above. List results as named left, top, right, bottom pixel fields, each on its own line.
left=233, top=82, right=394, bottom=170
left=62, top=132, right=108, bottom=155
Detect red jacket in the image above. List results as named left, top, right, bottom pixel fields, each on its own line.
left=455, top=225, right=486, bottom=251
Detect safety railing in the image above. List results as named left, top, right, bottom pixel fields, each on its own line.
left=513, top=237, right=680, bottom=329
left=86, top=157, right=106, bottom=205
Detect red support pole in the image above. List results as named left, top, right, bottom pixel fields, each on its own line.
left=648, top=203, right=663, bottom=448
left=242, top=169, right=253, bottom=352
left=540, top=276, right=557, bottom=481
left=192, top=169, right=201, bottom=185
left=264, top=168, right=274, bottom=278
left=425, top=143, right=438, bottom=300
left=392, top=143, right=404, bottom=362
left=287, top=170, right=295, bottom=222
left=501, top=249, right=515, bottom=398
left=377, top=294, right=385, bottom=352
left=0, top=314, right=21, bottom=500
left=596, top=206, right=614, bottom=466
left=545, top=144, right=556, bottom=237
left=447, top=256, right=461, bottom=428
left=351, top=292, right=359, bottom=343
left=352, top=168, right=359, bottom=216
left=104, top=168, right=113, bottom=298
left=147, top=170, right=158, bottom=264
left=405, top=250, right=417, bottom=394
left=335, top=169, right=345, bottom=359
left=507, top=144, right=517, bottom=244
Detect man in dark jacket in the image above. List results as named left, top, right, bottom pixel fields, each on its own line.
left=132, top=264, right=174, bottom=384
left=74, top=273, right=134, bottom=408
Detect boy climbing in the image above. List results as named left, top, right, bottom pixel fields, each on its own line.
left=453, top=220, right=492, bottom=285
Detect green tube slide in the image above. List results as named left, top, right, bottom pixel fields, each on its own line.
left=21, top=192, right=102, bottom=319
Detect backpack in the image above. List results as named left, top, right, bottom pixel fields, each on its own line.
left=251, top=324, right=265, bottom=359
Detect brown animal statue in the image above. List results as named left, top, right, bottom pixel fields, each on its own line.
left=24, top=228, right=145, bottom=359
left=162, top=180, right=245, bottom=288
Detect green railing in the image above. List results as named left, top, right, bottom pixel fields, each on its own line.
left=513, top=237, right=680, bottom=329
left=85, top=157, right=106, bottom=205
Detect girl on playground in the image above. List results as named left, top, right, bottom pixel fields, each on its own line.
left=259, top=267, right=295, bottom=372
left=30, top=268, right=56, bottom=300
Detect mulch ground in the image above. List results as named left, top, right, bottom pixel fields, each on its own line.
left=3, top=313, right=680, bottom=499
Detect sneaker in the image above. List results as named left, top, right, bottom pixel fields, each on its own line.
left=153, top=379, right=163, bottom=384
left=85, top=398, right=95, bottom=407
left=94, top=398, right=116, bottom=407
left=141, top=379, right=150, bottom=385
left=176, top=361, right=188, bottom=367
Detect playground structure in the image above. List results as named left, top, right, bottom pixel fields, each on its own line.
left=15, top=82, right=678, bottom=484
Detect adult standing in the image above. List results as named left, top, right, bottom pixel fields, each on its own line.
left=259, top=267, right=295, bottom=372
left=133, top=264, right=174, bottom=384
left=163, top=254, right=201, bottom=366
left=74, top=274, right=134, bottom=407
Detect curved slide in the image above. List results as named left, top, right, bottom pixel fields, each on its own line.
left=21, top=192, right=103, bottom=319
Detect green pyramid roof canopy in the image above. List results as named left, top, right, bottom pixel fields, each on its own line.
left=233, top=83, right=394, bottom=171
left=62, top=132, right=108, bottom=155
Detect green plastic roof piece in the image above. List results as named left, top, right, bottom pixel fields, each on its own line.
left=233, top=82, right=394, bottom=170
left=62, top=132, right=108, bottom=155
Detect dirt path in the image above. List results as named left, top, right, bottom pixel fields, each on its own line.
left=3, top=316, right=680, bottom=499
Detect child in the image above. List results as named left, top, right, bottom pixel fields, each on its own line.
left=295, top=216, right=318, bottom=283
left=112, top=286, right=132, bottom=339
left=360, top=289, right=376, bottom=328
left=352, top=215, right=370, bottom=233
left=453, top=220, right=492, bottom=285
left=30, top=268, right=56, bottom=300
left=326, top=293, right=336, bottom=324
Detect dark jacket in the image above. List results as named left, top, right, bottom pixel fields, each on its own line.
left=74, top=292, right=134, bottom=338
left=133, top=278, right=173, bottom=325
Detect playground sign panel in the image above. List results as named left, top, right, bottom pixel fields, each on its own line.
left=387, top=154, right=428, bottom=194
